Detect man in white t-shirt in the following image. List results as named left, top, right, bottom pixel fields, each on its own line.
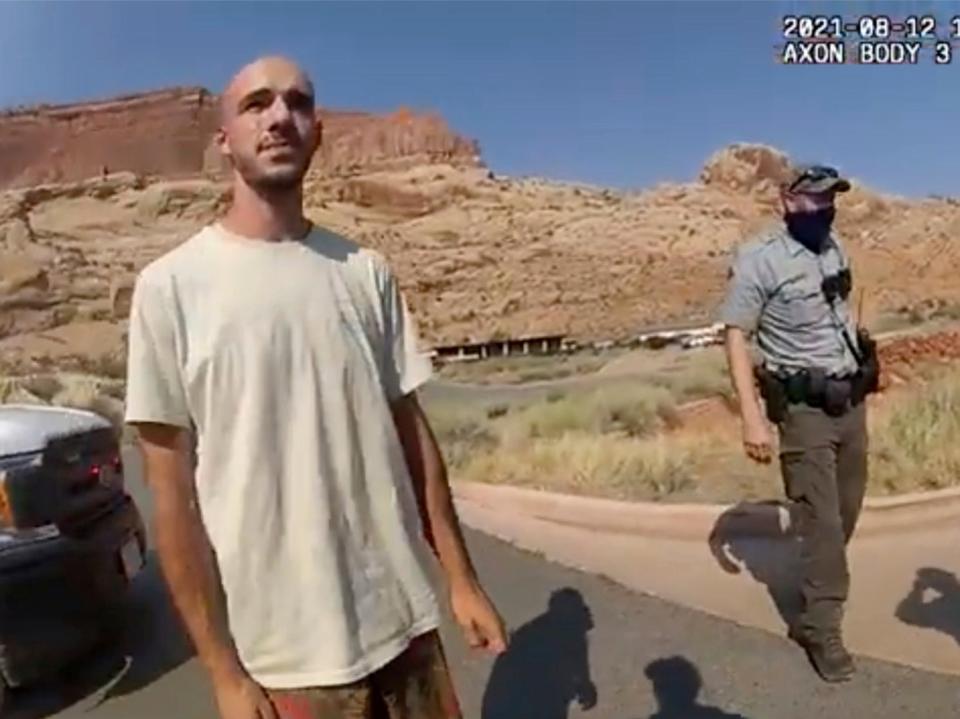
left=124, top=56, right=507, bottom=719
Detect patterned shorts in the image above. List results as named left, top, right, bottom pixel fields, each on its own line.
left=267, top=632, right=463, bottom=719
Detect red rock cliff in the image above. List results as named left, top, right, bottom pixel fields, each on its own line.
left=0, top=88, right=482, bottom=189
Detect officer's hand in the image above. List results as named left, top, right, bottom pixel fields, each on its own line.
left=742, top=415, right=773, bottom=464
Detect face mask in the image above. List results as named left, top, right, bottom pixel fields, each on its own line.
left=786, top=207, right=835, bottom=253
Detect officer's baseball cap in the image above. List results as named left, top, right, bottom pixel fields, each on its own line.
left=785, top=164, right=851, bottom=195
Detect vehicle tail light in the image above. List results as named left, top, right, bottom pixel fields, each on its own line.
left=0, top=472, right=12, bottom=529
left=0, top=453, right=43, bottom=528
left=87, top=452, right=124, bottom=489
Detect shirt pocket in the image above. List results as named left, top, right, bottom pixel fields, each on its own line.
left=776, top=280, right=825, bottom=327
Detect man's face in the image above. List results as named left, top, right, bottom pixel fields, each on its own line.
left=781, top=190, right=836, bottom=215
left=217, top=58, right=321, bottom=192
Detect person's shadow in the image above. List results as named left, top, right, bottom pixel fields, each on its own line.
left=640, top=656, right=750, bottom=719
left=895, top=567, right=960, bottom=645
left=482, top=587, right=597, bottom=719
left=708, top=502, right=802, bottom=634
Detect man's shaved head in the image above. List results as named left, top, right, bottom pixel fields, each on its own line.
left=215, top=55, right=321, bottom=193
left=220, top=56, right=315, bottom=122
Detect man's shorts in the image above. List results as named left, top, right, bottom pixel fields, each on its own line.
left=267, top=631, right=463, bottom=719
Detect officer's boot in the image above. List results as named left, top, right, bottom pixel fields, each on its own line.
left=790, top=624, right=855, bottom=683
left=788, top=602, right=854, bottom=682
left=809, top=629, right=854, bottom=682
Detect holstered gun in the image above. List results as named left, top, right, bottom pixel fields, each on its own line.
left=755, top=366, right=788, bottom=424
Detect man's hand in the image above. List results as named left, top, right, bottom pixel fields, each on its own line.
left=742, top=413, right=773, bottom=464
left=451, top=581, right=508, bottom=655
left=213, top=669, right=278, bottom=719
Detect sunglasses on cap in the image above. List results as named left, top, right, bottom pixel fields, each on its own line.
left=787, top=165, right=840, bottom=193
left=786, top=164, right=852, bottom=196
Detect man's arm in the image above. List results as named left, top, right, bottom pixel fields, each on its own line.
left=135, top=423, right=276, bottom=718
left=373, top=257, right=506, bottom=653
left=719, top=246, right=773, bottom=464
left=135, top=423, right=242, bottom=681
left=390, top=392, right=507, bottom=654
left=724, top=325, right=772, bottom=463
left=725, top=326, right=763, bottom=424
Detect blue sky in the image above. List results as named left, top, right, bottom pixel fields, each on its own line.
left=0, top=0, right=957, bottom=197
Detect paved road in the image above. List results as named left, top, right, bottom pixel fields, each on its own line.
left=8, top=465, right=960, bottom=718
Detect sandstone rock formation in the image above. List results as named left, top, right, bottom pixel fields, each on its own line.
left=699, top=143, right=793, bottom=197
left=1, top=90, right=959, bottom=374
left=0, top=88, right=219, bottom=189
left=0, top=87, right=482, bottom=191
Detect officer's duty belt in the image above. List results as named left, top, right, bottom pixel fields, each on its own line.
left=755, top=366, right=870, bottom=420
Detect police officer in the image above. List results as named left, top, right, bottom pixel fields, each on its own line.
left=719, top=164, right=879, bottom=683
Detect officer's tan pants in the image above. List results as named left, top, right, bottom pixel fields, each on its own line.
left=778, top=401, right=868, bottom=637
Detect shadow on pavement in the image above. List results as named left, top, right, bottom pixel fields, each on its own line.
left=708, top=502, right=802, bottom=634
left=895, top=567, right=960, bottom=645
left=99, top=551, right=194, bottom=701
left=640, top=656, right=750, bottom=719
left=481, top=587, right=597, bottom=719
left=6, top=552, right=194, bottom=718
left=4, top=653, right=129, bottom=719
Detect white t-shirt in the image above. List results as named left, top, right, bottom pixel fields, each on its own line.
left=124, top=223, right=442, bottom=689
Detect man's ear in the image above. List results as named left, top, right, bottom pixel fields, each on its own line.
left=215, top=127, right=232, bottom=160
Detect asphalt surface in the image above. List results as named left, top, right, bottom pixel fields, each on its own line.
left=8, top=459, right=960, bottom=718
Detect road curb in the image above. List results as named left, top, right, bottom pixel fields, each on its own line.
left=452, top=481, right=960, bottom=541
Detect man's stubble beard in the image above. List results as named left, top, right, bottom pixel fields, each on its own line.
left=233, top=152, right=311, bottom=194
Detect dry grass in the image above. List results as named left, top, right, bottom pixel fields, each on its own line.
left=869, top=367, right=960, bottom=494
left=15, top=375, right=65, bottom=402
left=431, top=362, right=960, bottom=503
left=427, top=382, right=723, bottom=501
left=0, top=352, right=127, bottom=380
left=436, top=351, right=615, bottom=385
left=494, top=384, right=674, bottom=441
left=637, top=348, right=733, bottom=403
left=4, top=357, right=960, bottom=503
left=0, top=373, right=127, bottom=437
left=52, top=379, right=126, bottom=432
left=427, top=348, right=747, bottom=502
left=426, top=401, right=500, bottom=468
left=458, top=433, right=699, bottom=501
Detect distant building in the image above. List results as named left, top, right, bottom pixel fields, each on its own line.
left=431, top=333, right=572, bottom=363
left=427, top=322, right=724, bottom=365
left=634, top=322, right=724, bottom=350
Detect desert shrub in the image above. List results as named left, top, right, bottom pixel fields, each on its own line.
left=495, top=384, right=674, bottom=442
left=456, top=432, right=697, bottom=501
left=16, top=375, right=64, bottom=402
left=870, top=368, right=960, bottom=494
